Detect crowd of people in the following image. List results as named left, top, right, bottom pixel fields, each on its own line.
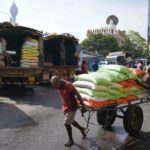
left=129, top=60, right=150, bottom=89
left=80, top=59, right=99, bottom=74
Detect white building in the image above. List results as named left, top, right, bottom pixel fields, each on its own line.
left=87, top=15, right=126, bottom=47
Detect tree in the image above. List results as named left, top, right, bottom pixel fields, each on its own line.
left=81, top=33, right=120, bottom=56
left=142, top=43, right=150, bottom=58
left=124, top=30, right=146, bottom=58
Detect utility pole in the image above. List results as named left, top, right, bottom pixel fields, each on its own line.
left=146, top=0, right=150, bottom=60
left=148, top=0, right=150, bottom=43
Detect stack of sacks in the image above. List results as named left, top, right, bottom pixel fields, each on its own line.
left=0, top=54, right=5, bottom=67
left=21, top=37, right=40, bottom=67
left=73, top=65, right=148, bottom=108
left=129, top=68, right=146, bottom=83
left=99, top=65, right=147, bottom=101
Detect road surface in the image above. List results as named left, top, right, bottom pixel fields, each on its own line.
left=0, top=86, right=150, bottom=150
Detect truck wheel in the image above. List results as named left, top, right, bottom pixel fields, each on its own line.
left=96, top=105, right=117, bottom=129
left=123, top=105, right=143, bottom=136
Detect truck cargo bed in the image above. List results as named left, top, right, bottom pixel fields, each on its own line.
left=0, top=67, right=42, bottom=77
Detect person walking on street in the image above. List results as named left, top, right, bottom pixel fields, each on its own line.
left=92, top=60, right=99, bottom=72
left=51, top=75, right=87, bottom=147
left=81, top=60, right=88, bottom=74
left=142, top=65, right=150, bottom=89
left=136, top=60, right=143, bottom=70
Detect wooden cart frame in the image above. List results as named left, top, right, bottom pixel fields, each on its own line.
left=82, top=97, right=150, bottom=136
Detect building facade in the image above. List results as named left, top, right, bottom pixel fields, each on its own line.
left=87, top=15, right=126, bottom=47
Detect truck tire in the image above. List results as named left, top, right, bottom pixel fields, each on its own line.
left=96, top=105, right=117, bottom=129
left=123, top=105, right=143, bottom=136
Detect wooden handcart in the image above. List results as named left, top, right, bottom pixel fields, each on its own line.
left=81, top=96, right=150, bottom=136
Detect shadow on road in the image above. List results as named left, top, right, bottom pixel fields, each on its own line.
left=0, top=102, right=38, bottom=129
left=118, top=131, right=150, bottom=150
left=0, top=86, right=62, bottom=110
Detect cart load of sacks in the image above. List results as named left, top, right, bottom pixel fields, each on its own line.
left=73, top=65, right=148, bottom=108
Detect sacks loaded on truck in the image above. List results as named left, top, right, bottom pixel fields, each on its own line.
left=42, top=33, right=80, bottom=82
left=0, top=22, right=43, bottom=88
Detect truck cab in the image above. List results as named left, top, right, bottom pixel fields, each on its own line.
left=105, top=51, right=132, bottom=65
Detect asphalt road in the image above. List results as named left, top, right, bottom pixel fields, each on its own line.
left=0, top=86, right=150, bottom=150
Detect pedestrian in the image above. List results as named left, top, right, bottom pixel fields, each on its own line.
left=50, top=75, right=87, bottom=147
left=92, top=60, right=99, bottom=71
left=142, top=65, right=150, bottom=89
left=136, top=60, right=143, bottom=70
left=60, top=39, right=66, bottom=66
left=81, top=60, right=88, bottom=74
left=74, top=40, right=82, bottom=59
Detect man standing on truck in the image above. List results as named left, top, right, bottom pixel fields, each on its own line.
left=60, top=39, right=66, bottom=66
left=0, top=36, right=5, bottom=66
left=51, top=75, right=87, bottom=147
left=0, top=36, right=7, bottom=54
left=74, top=40, right=82, bottom=59
left=0, top=36, right=14, bottom=66
left=74, top=40, right=82, bottom=67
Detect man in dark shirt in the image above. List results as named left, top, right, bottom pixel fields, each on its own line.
left=51, top=75, right=87, bottom=147
left=60, top=39, right=66, bottom=65
left=92, top=60, right=99, bottom=71
left=81, top=60, right=88, bottom=74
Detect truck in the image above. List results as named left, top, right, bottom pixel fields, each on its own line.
left=42, top=33, right=79, bottom=82
left=105, top=51, right=132, bottom=65
left=0, top=22, right=43, bottom=88
left=79, top=50, right=100, bottom=71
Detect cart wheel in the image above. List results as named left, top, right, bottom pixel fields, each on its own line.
left=96, top=106, right=117, bottom=129
left=123, top=105, right=143, bottom=136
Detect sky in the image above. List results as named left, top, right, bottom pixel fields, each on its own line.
left=0, top=0, right=149, bottom=42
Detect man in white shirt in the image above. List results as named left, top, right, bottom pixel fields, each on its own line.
left=0, top=36, right=13, bottom=66
left=74, top=40, right=82, bottom=58
left=0, top=36, right=7, bottom=54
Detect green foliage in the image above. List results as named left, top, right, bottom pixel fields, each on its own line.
left=81, top=30, right=147, bottom=58
left=81, top=33, right=120, bottom=56
left=142, top=42, right=150, bottom=57
left=124, top=30, right=146, bottom=58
